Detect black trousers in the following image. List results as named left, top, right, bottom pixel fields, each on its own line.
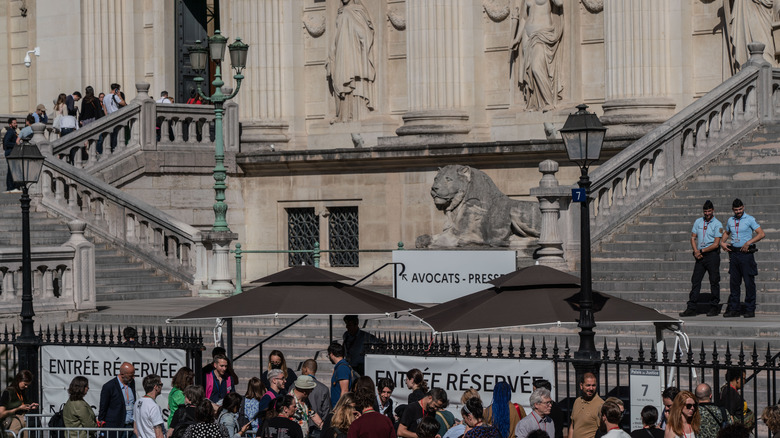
left=686, top=251, right=720, bottom=310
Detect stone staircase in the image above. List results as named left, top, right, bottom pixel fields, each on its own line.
left=0, top=159, right=192, bottom=304
left=94, top=243, right=190, bottom=301
left=592, top=123, right=780, bottom=317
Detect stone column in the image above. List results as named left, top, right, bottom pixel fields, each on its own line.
left=601, top=0, right=676, bottom=135
left=530, top=160, right=569, bottom=270
left=394, top=0, right=472, bottom=141
left=228, top=0, right=293, bottom=146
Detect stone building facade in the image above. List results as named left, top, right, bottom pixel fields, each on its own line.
left=0, top=0, right=775, bottom=285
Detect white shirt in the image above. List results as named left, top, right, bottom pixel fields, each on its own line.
left=156, top=97, right=172, bottom=104
left=133, top=396, right=164, bottom=438
left=104, top=93, right=121, bottom=114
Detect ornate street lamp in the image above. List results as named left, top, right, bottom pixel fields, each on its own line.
left=7, top=139, right=45, bottom=402
left=560, top=104, right=606, bottom=365
left=190, top=31, right=249, bottom=358
left=190, top=30, right=248, bottom=234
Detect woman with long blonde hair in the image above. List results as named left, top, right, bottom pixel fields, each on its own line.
left=321, top=393, right=357, bottom=438
left=665, top=391, right=700, bottom=438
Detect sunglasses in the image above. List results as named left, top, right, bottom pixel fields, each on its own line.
left=684, top=403, right=697, bottom=410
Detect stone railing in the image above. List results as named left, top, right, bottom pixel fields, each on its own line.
left=34, top=129, right=206, bottom=290
left=587, top=44, right=776, bottom=242
left=0, top=220, right=95, bottom=313
left=48, top=83, right=239, bottom=172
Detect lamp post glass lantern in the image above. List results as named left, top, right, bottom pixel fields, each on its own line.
left=7, top=139, right=45, bottom=403
left=189, top=30, right=248, bottom=233
left=561, top=104, right=606, bottom=362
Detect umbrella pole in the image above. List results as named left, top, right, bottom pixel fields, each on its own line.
left=329, top=315, right=333, bottom=343
left=226, top=318, right=233, bottom=363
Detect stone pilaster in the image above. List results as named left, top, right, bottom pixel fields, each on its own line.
left=81, top=0, right=135, bottom=95
left=228, top=0, right=292, bottom=147
left=601, top=0, right=676, bottom=135
left=393, top=0, right=472, bottom=141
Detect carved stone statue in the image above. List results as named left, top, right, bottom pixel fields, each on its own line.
left=326, top=0, right=376, bottom=123
left=416, top=165, right=541, bottom=248
left=510, top=0, right=564, bottom=111
left=726, top=0, right=777, bottom=71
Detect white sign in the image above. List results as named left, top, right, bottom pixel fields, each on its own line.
left=393, top=250, right=516, bottom=303
left=41, top=345, right=187, bottom=421
left=629, top=369, right=662, bottom=431
left=365, top=354, right=555, bottom=418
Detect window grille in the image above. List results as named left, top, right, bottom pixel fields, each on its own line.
left=329, top=207, right=359, bottom=267
left=287, top=208, right=319, bottom=266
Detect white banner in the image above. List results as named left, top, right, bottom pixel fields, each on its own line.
left=393, top=250, right=517, bottom=303
left=365, top=354, right=555, bottom=418
left=41, top=345, right=188, bottom=421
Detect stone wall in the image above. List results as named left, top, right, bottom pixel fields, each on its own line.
left=0, top=0, right=742, bottom=145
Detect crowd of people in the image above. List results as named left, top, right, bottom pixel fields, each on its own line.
left=0, top=350, right=779, bottom=438
left=2, top=83, right=208, bottom=187
left=0, top=317, right=778, bottom=438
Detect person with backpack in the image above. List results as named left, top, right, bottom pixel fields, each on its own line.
left=257, top=369, right=286, bottom=431
left=168, top=367, right=194, bottom=429
left=218, top=393, right=253, bottom=437
left=328, top=343, right=354, bottom=408
left=695, top=383, right=730, bottom=438
left=169, top=385, right=203, bottom=438
left=63, top=376, right=97, bottom=438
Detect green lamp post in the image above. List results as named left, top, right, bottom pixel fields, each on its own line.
left=189, top=31, right=248, bottom=233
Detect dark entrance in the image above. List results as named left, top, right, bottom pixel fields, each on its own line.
left=175, top=0, right=210, bottom=103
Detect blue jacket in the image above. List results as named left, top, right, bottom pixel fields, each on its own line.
left=98, top=377, right=136, bottom=428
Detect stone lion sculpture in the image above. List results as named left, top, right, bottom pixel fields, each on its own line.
left=416, top=165, right=541, bottom=248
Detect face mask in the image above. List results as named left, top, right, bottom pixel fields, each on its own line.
left=271, top=364, right=282, bottom=370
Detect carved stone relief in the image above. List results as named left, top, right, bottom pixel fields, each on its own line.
left=580, top=0, right=603, bottom=13
left=325, top=0, right=376, bottom=123
left=416, top=165, right=541, bottom=248
left=303, top=14, right=326, bottom=38
left=510, top=0, right=564, bottom=111
left=483, top=0, right=511, bottom=22
left=387, top=7, right=406, bottom=30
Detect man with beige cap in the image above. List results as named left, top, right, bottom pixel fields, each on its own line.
left=289, top=375, right=324, bottom=436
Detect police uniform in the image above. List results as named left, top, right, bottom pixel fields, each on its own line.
left=725, top=213, right=761, bottom=314
left=685, top=216, right=723, bottom=313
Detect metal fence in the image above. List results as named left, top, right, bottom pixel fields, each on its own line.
left=367, top=331, right=779, bottom=437
left=0, top=323, right=203, bottom=400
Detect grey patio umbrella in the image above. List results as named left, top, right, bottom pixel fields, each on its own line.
left=412, top=264, right=679, bottom=333
left=171, top=265, right=420, bottom=320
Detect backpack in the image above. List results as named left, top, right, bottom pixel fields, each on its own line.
left=171, top=407, right=197, bottom=438
left=237, top=397, right=252, bottom=428
left=48, top=404, right=65, bottom=438
left=336, top=361, right=360, bottom=388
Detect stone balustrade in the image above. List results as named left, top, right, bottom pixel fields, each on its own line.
left=0, top=220, right=95, bottom=313
left=47, top=83, right=239, bottom=172
left=586, top=43, right=777, bottom=242
left=37, top=144, right=206, bottom=290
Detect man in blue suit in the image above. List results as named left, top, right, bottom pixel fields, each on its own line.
left=99, top=362, right=137, bottom=438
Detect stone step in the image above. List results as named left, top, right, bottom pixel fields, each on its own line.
left=96, top=274, right=181, bottom=286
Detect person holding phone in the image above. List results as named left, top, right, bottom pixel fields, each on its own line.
left=0, top=370, right=38, bottom=437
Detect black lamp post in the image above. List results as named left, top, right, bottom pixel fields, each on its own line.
left=560, top=104, right=606, bottom=365
left=7, top=139, right=45, bottom=402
